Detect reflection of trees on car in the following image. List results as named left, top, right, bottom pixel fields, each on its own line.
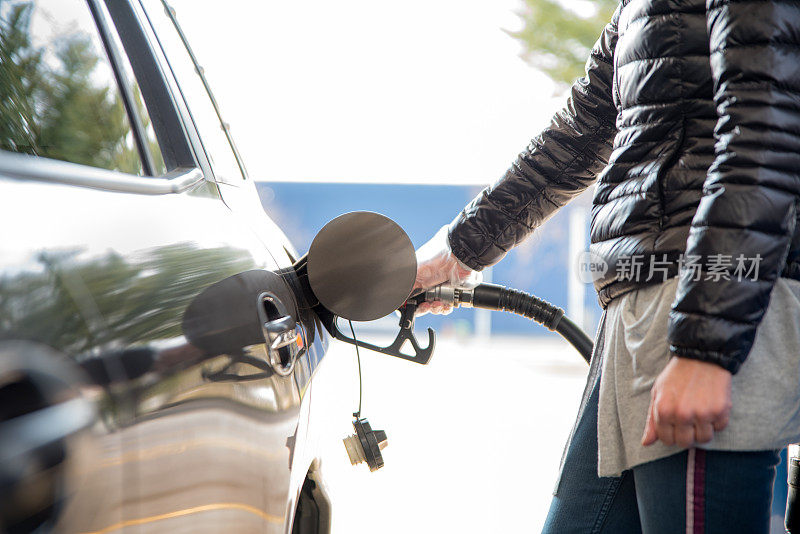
left=0, top=1, right=162, bottom=173
left=0, top=2, right=43, bottom=153
left=39, top=35, right=138, bottom=172
left=0, top=243, right=254, bottom=356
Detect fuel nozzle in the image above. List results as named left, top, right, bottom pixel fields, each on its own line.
left=416, top=285, right=475, bottom=308
left=343, top=417, right=388, bottom=471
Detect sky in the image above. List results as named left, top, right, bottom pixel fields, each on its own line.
left=168, top=0, right=566, bottom=184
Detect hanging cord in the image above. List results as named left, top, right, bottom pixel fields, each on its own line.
left=347, top=319, right=363, bottom=419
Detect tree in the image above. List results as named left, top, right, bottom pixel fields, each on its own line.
left=38, top=34, right=139, bottom=172
left=509, top=0, right=617, bottom=86
left=0, top=1, right=43, bottom=154
left=0, top=0, right=141, bottom=173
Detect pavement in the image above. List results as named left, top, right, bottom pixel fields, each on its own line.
left=311, top=333, right=589, bottom=533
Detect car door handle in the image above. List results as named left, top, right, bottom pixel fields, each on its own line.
left=0, top=396, right=95, bottom=464
left=0, top=342, right=96, bottom=530
left=0, top=342, right=96, bottom=463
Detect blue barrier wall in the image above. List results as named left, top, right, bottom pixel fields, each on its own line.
left=257, top=181, right=600, bottom=337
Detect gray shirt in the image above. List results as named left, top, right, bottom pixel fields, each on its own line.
left=597, top=277, right=800, bottom=477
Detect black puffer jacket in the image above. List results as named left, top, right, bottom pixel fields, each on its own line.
left=448, top=0, right=800, bottom=374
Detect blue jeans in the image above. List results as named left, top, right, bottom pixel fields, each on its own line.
left=542, top=378, right=781, bottom=534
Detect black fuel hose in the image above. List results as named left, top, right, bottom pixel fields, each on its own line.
left=469, top=283, right=594, bottom=364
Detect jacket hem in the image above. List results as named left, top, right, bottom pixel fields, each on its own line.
left=669, top=344, right=741, bottom=374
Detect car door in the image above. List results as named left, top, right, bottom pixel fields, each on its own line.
left=0, top=0, right=324, bottom=532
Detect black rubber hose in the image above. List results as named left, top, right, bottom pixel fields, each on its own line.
left=470, top=283, right=594, bottom=364
left=553, top=316, right=594, bottom=364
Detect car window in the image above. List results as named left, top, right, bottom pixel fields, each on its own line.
left=93, top=0, right=167, bottom=175
left=0, top=0, right=150, bottom=175
left=140, top=0, right=246, bottom=184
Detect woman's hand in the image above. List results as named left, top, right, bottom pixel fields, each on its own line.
left=414, top=226, right=481, bottom=315
left=642, top=356, right=732, bottom=448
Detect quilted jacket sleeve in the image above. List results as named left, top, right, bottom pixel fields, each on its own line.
left=447, top=5, right=621, bottom=271
left=668, top=0, right=800, bottom=374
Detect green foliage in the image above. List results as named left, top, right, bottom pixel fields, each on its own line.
left=38, top=36, right=140, bottom=172
left=0, top=2, right=43, bottom=153
left=0, top=0, right=142, bottom=173
left=509, top=0, right=617, bottom=86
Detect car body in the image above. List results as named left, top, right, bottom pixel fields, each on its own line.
left=0, top=1, right=335, bottom=532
